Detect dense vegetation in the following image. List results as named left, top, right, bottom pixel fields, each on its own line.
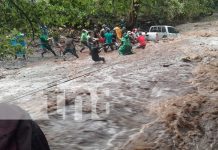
left=0, top=0, right=217, bottom=58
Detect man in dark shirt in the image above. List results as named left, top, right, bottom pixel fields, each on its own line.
left=91, top=41, right=105, bottom=63
left=63, top=38, right=79, bottom=60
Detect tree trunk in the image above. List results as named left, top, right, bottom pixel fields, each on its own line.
left=126, top=0, right=140, bottom=30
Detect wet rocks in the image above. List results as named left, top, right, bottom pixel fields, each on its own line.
left=181, top=57, right=192, bottom=63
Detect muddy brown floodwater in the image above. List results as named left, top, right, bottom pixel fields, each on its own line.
left=0, top=16, right=218, bottom=150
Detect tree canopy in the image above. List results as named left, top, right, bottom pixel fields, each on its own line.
left=0, top=0, right=216, bottom=32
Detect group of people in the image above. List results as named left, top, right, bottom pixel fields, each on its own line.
left=3, top=24, right=148, bottom=150
left=13, top=24, right=147, bottom=63
left=79, top=24, right=147, bottom=57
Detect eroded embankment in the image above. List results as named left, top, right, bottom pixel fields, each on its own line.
left=120, top=24, right=218, bottom=150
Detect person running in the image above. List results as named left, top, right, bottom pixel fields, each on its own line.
left=63, top=38, right=79, bottom=61
left=103, top=29, right=114, bottom=52
left=136, top=32, right=147, bottom=49
left=91, top=41, right=105, bottom=63
left=118, top=33, right=134, bottom=55
left=40, top=34, right=57, bottom=58
left=80, top=29, right=91, bottom=52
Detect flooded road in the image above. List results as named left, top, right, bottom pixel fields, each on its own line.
left=0, top=18, right=218, bottom=149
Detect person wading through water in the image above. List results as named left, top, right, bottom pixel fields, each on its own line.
left=80, top=29, right=91, bottom=52
left=113, top=24, right=122, bottom=43
left=136, top=32, right=147, bottom=49
left=40, top=34, right=57, bottom=58
left=118, top=33, right=134, bottom=55
left=90, top=40, right=105, bottom=63
left=63, top=38, right=79, bottom=61
left=104, top=29, right=114, bottom=52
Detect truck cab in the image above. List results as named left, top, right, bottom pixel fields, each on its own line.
left=146, top=26, right=179, bottom=41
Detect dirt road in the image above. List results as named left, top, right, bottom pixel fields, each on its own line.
left=0, top=17, right=217, bottom=149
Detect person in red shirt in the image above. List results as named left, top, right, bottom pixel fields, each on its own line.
left=136, top=32, right=147, bottom=49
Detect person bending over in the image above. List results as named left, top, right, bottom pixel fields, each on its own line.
left=63, top=38, right=79, bottom=61
left=118, top=34, right=134, bottom=55
left=91, top=41, right=105, bottom=63
left=136, top=32, right=147, bottom=49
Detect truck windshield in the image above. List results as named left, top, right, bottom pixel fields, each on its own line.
left=168, top=27, right=178, bottom=33
left=150, top=27, right=157, bottom=32
left=150, top=27, right=162, bottom=32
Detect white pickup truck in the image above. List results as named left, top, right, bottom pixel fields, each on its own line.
left=146, top=25, right=179, bottom=41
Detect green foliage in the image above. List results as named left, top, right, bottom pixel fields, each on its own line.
left=140, top=0, right=215, bottom=24
left=0, top=29, right=32, bottom=59
left=0, top=29, right=18, bottom=59
left=0, top=0, right=214, bottom=32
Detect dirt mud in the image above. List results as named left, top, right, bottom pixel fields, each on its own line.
left=0, top=16, right=218, bottom=150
